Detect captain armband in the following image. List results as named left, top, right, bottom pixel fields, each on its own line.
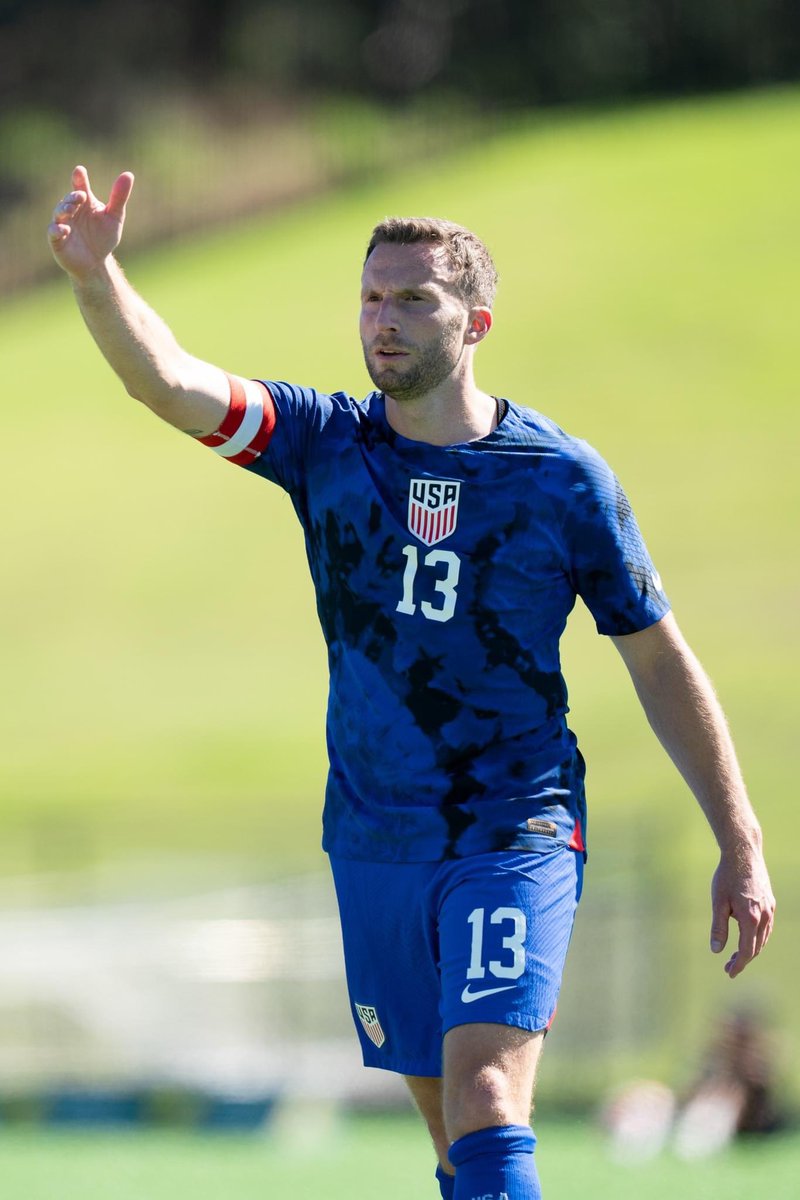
left=194, top=374, right=276, bottom=466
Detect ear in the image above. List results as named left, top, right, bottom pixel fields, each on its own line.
left=464, top=307, right=492, bottom=346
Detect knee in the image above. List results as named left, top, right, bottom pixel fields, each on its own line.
left=445, top=1065, right=521, bottom=1142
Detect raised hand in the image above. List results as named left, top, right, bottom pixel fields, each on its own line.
left=48, top=165, right=134, bottom=282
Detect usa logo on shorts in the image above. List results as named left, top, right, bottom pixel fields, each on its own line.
left=407, top=479, right=461, bottom=546
left=355, top=1003, right=386, bottom=1048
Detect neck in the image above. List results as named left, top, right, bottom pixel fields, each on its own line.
left=384, top=383, right=497, bottom=446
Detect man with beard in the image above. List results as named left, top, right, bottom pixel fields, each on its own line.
left=49, top=166, right=774, bottom=1200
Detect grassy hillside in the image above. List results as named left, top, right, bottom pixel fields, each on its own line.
left=1, top=87, right=797, bottom=905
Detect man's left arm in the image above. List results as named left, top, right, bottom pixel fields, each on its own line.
left=611, top=612, right=775, bottom=978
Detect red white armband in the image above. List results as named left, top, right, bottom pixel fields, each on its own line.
left=196, top=375, right=276, bottom=466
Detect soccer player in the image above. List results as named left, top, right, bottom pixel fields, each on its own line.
left=49, top=166, right=774, bottom=1200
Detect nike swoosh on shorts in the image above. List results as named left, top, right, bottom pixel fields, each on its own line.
left=461, top=983, right=516, bottom=1003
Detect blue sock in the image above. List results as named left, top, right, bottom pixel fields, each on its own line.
left=436, top=1164, right=456, bottom=1199
left=448, top=1124, right=540, bottom=1200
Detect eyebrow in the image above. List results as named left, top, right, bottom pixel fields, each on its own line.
left=361, top=282, right=439, bottom=298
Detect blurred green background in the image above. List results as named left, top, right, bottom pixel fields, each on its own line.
left=0, top=1115, right=798, bottom=1200
left=1, top=0, right=798, bottom=1189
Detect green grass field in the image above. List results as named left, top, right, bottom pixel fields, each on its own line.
left=0, top=1116, right=797, bottom=1200
left=2, top=86, right=796, bottom=863
left=1, top=87, right=798, bottom=1081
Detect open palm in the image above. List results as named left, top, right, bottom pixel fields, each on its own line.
left=48, top=165, right=134, bottom=280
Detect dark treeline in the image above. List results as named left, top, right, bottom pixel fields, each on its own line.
left=2, top=0, right=799, bottom=292
left=2, top=0, right=799, bottom=123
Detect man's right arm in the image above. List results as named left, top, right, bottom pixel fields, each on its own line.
left=48, top=165, right=229, bottom=437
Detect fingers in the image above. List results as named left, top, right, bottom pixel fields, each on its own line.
left=49, top=164, right=134, bottom=274
left=50, top=167, right=133, bottom=257
left=48, top=189, right=84, bottom=250
left=106, top=171, right=135, bottom=221
left=47, top=221, right=71, bottom=246
left=723, top=895, right=776, bottom=979
left=67, top=165, right=134, bottom=221
left=725, top=907, right=759, bottom=978
left=709, top=897, right=730, bottom=955
left=72, top=164, right=97, bottom=204
left=754, top=900, right=774, bottom=957
left=51, top=190, right=86, bottom=223
left=710, top=853, right=775, bottom=979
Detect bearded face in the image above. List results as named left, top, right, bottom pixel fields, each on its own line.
left=359, top=242, right=470, bottom=404
left=362, top=311, right=466, bottom=401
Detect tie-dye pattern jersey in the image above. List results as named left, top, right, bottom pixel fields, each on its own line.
left=240, top=384, right=670, bottom=862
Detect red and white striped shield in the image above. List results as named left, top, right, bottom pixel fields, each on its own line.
left=355, top=1003, right=386, bottom=1048
left=407, top=478, right=461, bottom=546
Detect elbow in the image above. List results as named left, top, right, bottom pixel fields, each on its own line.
left=123, top=379, right=146, bottom=403
left=123, top=372, right=184, bottom=417
left=124, top=381, right=169, bottom=415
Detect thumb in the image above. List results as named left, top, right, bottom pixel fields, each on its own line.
left=106, top=171, right=135, bottom=222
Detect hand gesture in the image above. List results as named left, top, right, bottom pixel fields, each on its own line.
left=48, top=165, right=134, bottom=282
left=710, top=848, right=775, bottom=978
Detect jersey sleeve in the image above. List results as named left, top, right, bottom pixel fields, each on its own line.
left=561, top=441, right=671, bottom=635
left=195, top=375, right=276, bottom=466
left=194, top=376, right=336, bottom=496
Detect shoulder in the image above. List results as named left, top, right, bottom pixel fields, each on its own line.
left=259, top=381, right=378, bottom=432
left=262, top=380, right=368, bottom=412
left=500, top=401, right=614, bottom=482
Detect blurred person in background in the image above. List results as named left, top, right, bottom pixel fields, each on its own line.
left=601, top=1008, right=789, bottom=1163
left=48, top=166, right=775, bottom=1200
left=672, top=1008, right=789, bottom=1159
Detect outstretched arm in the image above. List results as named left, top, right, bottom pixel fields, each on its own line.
left=48, top=165, right=230, bottom=436
left=611, top=612, right=775, bottom=979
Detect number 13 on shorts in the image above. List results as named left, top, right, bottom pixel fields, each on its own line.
left=467, top=907, right=527, bottom=980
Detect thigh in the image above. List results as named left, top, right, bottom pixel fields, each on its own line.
left=329, top=856, right=444, bottom=1077
left=436, top=846, right=583, bottom=1038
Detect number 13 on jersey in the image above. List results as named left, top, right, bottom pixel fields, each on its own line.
left=396, top=545, right=461, bottom=623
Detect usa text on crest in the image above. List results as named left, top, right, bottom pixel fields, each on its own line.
left=407, top=479, right=461, bottom=546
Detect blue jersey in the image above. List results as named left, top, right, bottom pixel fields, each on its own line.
left=206, top=383, right=670, bottom=862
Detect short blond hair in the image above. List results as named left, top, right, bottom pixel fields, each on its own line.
left=365, top=216, right=498, bottom=308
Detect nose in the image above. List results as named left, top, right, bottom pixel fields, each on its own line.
left=375, top=297, right=400, bottom=331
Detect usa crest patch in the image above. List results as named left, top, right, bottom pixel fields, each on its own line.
left=407, top=478, right=461, bottom=546
left=355, top=1003, right=386, bottom=1048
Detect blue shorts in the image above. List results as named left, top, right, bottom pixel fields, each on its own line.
left=329, top=846, right=583, bottom=1077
